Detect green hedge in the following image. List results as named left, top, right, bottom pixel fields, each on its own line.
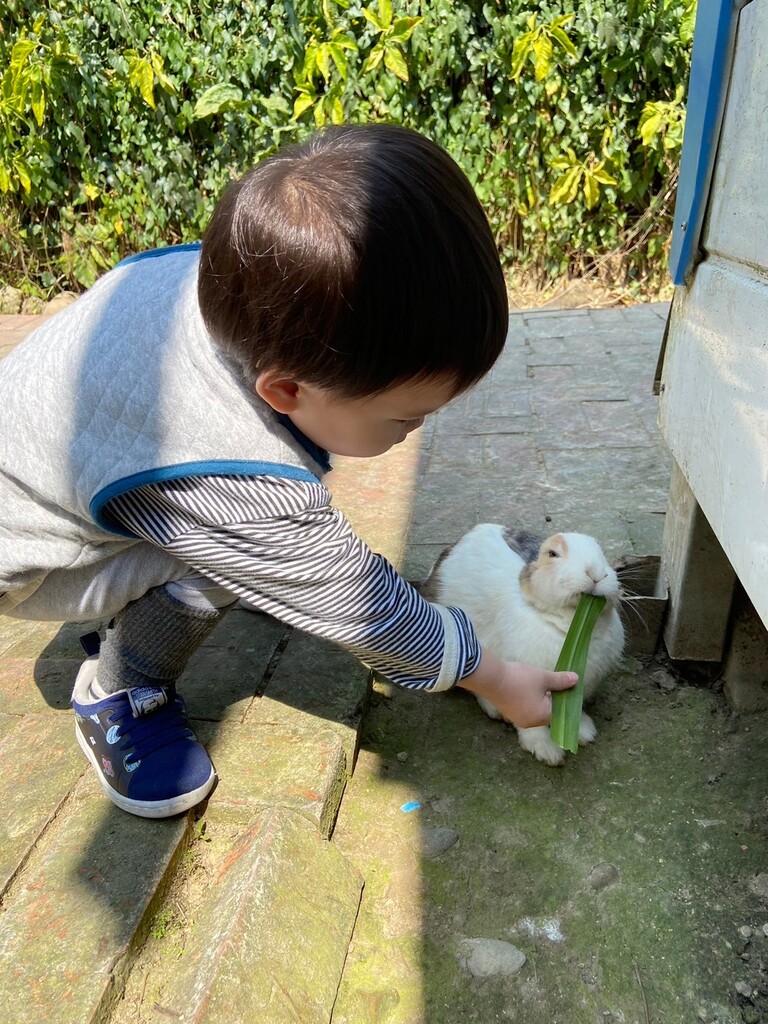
left=0, top=0, right=694, bottom=299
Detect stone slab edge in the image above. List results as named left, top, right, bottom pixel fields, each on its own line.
left=200, top=716, right=349, bottom=839
left=160, top=806, right=364, bottom=1024
left=0, top=772, right=191, bottom=1024
left=252, top=629, right=372, bottom=778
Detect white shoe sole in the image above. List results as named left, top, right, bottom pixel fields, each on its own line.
left=75, top=724, right=216, bottom=819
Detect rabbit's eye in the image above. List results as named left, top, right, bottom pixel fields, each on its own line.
left=548, top=549, right=560, bottom=559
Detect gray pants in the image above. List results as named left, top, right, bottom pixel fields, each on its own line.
left=1, top=542, right=238, bottom=693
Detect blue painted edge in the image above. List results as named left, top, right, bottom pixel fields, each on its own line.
left=89, top=460, right=321, bottom=537
left=669, top=0, right=744, bottom=286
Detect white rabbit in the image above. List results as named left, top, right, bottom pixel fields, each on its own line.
left=425, top=523, right=625, bottom=766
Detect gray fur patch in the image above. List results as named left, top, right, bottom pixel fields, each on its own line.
left=415, top=542, right=458, bottom=600
left=502, top=528, right=545, bottom=564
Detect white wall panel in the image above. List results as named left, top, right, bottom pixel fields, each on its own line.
left=704, top=2, right=768, bottom=272
left=659, top=256, right=768, bottom=626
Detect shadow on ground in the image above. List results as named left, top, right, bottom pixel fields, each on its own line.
left=328, top=304, right=768, bottom=1024
left=332, top=654, right=768, bottom=1024
left=20, top=607, right=368, bottom=1022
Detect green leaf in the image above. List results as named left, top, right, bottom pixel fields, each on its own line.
left=549, top=164, right=582, bottom=205
left=0, top=164, right=10, bottom=192
left=383, top=44, right=408, bottom=82
left=328, top=42, right=348, bottom=80
left=389, top=17, right=423, bottom=44
left=292, top=91, right=315, bottom=119
left=362, top=45, right=384, bottom=74
left=128, top=56, right=156, bottom=109
left=510, top=35, right=533, bottom=80
left=150, top=53, right=176, bottom=95
left=313, top=94, right=327, bottom=126
left=256, top=93, right=292, bottom=116
left=332, top=33, right=358, bottom=52
left=639, top=109, right=662, bottom=147
left=549, top=594, right=606, bottom=753
left=30, top=79, right=45, bottom=126
left=583, top=171, right=599, bottom=209
left=316, top=42, right=332, bottom=82
left=664, top=122, right=684, bottom=150
left=10, top=39, right=37, bottom=74
left=532, top=33, right=553, bottom=81
left=303, top=43, right=319, bottom=82
left=591, top=164, right=617, bottom=185
left=192, top=83, right=244, bottom=119
left=379, top=0, right=393, bottom=30
left=361, top=6, right=385, bottom=31
left=16, top=163, right=31, bottom=193
left=550, top=25, right=576, bottom=57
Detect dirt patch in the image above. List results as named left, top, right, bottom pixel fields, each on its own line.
left=506, top=273, right=673, bottom=312
left=332, top=654, right=768, bottom=1024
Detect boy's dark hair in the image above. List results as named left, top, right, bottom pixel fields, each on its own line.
left=198, top=123, right=508, bottom=398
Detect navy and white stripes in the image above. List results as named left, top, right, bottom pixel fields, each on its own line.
left=105, top=474, right=481, bottom=691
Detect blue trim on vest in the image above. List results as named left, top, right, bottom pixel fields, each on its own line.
left=275, top=413, right=332, bottom=473
left=117, top=242, right=202, bottom=268
left=89, top=460, right=322, bottom=537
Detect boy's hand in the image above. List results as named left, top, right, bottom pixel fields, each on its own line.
left=456, top=649, right=577, bottom=729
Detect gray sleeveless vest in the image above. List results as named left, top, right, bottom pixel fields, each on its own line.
left=0, top=246, right=328, bottom=601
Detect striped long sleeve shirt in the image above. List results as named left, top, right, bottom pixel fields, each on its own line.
left=105, top=473, right=481, bottom=691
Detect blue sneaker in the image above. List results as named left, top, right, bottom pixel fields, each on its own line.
left=72, top=657, right=216, bottom=818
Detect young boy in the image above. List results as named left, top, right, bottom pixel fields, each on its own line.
left=0, top=124, right=575, bottom=818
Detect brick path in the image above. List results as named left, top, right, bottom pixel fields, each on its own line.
left=0, top=303, right=676, bottom=1022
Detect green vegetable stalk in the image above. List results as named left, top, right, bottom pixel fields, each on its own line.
left=549, top=593, right=606, bottom=754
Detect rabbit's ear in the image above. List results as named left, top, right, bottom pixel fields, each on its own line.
left=502, top=528, right=544, bottom=563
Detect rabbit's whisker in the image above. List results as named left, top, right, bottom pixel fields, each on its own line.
left=619, top=594, right=650, bottom=631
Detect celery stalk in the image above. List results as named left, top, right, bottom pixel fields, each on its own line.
left=549, top=593, right=606, bottom=754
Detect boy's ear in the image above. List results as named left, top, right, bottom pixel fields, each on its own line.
left=254, top=370, right=301, bottom=414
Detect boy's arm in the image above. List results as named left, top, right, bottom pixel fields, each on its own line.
left=104, top=474, right=572, bottom=720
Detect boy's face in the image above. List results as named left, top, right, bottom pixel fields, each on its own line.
left=256, top=374, right=458, bottom=457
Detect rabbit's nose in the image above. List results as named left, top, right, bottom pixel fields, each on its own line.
left=587, top=569, right=608, bottom=585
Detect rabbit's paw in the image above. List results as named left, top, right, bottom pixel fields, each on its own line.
left=579, top=713, right=597, bottom=745
left=475, top=694, right=505, bottom=721
left=516, top=726, right=566, bottom=766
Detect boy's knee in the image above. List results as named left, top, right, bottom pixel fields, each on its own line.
left=96, top=582, right=233, bottom=692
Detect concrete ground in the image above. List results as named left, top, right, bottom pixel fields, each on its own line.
left=1, top=303, right=767, bottom=1024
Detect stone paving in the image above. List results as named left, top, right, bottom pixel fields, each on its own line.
left=5, top=301, right=755, bottom=1024
left=328, top=302, right=673, bottom=582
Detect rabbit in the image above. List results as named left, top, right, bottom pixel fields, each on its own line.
left=423, top=523, right=625, bottom=766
